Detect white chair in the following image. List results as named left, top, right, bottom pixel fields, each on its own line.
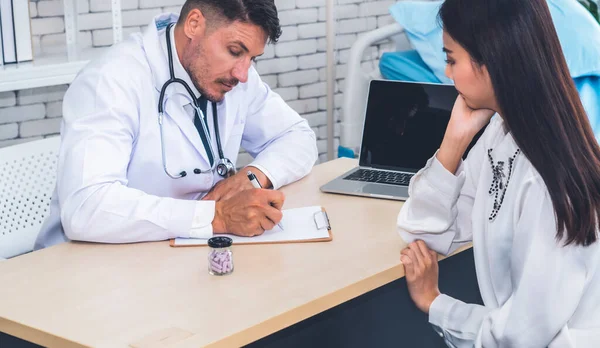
left=341, top=23, right=406, bottom=154
left=0, top=136, right=61, bottom=260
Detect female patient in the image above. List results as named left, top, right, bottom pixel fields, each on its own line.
left=397, top=0, right=600, bottom=346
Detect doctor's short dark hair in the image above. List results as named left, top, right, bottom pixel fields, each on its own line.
left=179, top=0, right=282, bottom=43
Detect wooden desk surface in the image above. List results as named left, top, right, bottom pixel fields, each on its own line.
left=0, top=158, right=457, bottom=348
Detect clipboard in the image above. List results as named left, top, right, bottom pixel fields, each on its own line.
left=169, top=206, right=332, bottom=247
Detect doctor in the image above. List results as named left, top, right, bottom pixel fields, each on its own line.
left=35, top=0, right=318, bottom=249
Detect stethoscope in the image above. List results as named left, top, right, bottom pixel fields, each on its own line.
left=157, top=23, right=236, bottom=179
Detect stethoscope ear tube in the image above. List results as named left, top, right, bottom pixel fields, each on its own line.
left=157, top=23, right=236, bottom=179
left=159, top=111, right=187, bottom=179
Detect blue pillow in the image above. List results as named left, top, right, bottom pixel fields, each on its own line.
left=389, top=1, right=451, bottom=83
left=380, top=50, right=441, bottom=83
left=388, top=0, right=600, bottom=137
left=389, top=0, right=600, bottom=81
left=574, top=75, right=600, bottom=139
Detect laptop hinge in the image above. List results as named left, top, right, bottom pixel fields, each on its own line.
left=358, top=166, right=415, bottom=174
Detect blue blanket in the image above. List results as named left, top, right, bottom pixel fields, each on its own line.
left=380, top=0, right=600, bottom=138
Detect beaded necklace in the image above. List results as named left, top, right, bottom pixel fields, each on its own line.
left=487, top=148, right=521, bottom=221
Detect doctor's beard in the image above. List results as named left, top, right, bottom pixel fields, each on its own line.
left=184, top=62, right=239, bottom=103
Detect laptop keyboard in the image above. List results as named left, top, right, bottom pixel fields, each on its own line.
left=343, top=169, right=414, bottom=186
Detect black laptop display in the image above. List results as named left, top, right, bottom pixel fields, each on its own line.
left=360, top=81, right=458, bottom=172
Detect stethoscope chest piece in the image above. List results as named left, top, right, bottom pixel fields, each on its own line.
left=217, top=158, right=236, bottom=178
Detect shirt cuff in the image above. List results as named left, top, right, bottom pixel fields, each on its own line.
left=422, top=153, right=466, bottom=199
left=247, top=163, right=278, bottom=189
left=188, top=200, right=215, bottom=239
left=429, top=293, right=459, bottom=329
left=398, top=228, right=458, bottom=256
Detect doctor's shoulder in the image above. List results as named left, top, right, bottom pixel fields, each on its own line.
left=72, top=35, right=153, bottom=94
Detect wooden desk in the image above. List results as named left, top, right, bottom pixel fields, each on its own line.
left=0, top=158, right=460, bottom=348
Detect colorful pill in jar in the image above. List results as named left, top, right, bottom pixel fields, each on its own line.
left=208, top=237, right=234, bottom=276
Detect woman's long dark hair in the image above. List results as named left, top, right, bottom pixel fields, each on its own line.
left=440, top=0, right=600, bottom=246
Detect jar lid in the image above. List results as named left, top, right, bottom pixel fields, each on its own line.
left=208, top=236, right=233, bottom=248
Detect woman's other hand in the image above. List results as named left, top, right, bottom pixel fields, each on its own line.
left=400, top=240, right=441, bottom=314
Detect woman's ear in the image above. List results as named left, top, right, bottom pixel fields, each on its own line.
left=478, top=64, right=499, bottom=112
left=480, top=64, right=494, bottom=86
left=473, top=61, right=491, bottom=82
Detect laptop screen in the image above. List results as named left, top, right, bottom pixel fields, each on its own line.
left=359, top=80, right=461, bottom=172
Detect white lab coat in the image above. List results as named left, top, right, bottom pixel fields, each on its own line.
left=35, top=13, right=317, bottom=249
left=398, top=116, right=600, bottom=347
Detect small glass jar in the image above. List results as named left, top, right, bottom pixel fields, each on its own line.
left=207, top=237, right=234, bottom=276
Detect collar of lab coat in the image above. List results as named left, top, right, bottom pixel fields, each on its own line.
left=144, top=13, right=201, bottom=106
left=144, top=13, right=177, bottom=95
left=160, top=21, right=203, bottom=103
left=143, top=13, right=217, bottom=166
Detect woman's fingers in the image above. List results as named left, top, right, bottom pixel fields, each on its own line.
left=408, top=241, right=426, bottom=268
left=401, top=247, right=416, bottom=261
left=429, top=250, right=438, bottom=262
left=415, top=240, right=436, bottom=266
left=404, top=241, right=439, bottom=280
left=401, top=241, right=441, bottom=314
left=400, top=248, right=415, bottom=278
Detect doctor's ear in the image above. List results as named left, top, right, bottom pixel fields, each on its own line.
left=182, top=8, right=207, bottom=39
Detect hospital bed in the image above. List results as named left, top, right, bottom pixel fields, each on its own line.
left=341, top=23, right=406, bottom=157
left=340, top=0, right=600, bottom=157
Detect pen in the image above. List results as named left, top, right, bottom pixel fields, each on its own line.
left=247, top=171, right=284, bottom=230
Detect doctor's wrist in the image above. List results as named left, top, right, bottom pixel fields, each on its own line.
left=212, top=202, right=227, bottom=234
left=245, top=167, right=272, bottom=189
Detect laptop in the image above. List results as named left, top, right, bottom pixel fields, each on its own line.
left=321, top=80, right=465, bottom=201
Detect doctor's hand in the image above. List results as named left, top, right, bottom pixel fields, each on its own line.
left=212, top=188, right=284, bottom=237
left=400, top=240, right=441, bottom=314
left=202, top=168, right=272, bottom=202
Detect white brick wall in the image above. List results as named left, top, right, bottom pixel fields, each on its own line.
left=37, top=1, right=66, bottom=17
left=20, top=118, right=62, bottom=137
left=256, top=57, right=298, bottom=75
left=276, top=39, right=318, bottom=57
left=2, top=104, right=46, bottom=124
left=0, top=0, right=402, bottom=164
left=0, top=92, right=16, bottom=107
left=31, top=17, right=65, bottom=35
left=298, top=22, right=326, bottom=39
left=0, top=124, right=19, bottom=141
left=299, top=53, right=327, bottom=69
left=29, top=1, right=38, bottom=17
left=279, top=8, right=319, bottom=26
left=91, top=0, right=139, bottom=12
